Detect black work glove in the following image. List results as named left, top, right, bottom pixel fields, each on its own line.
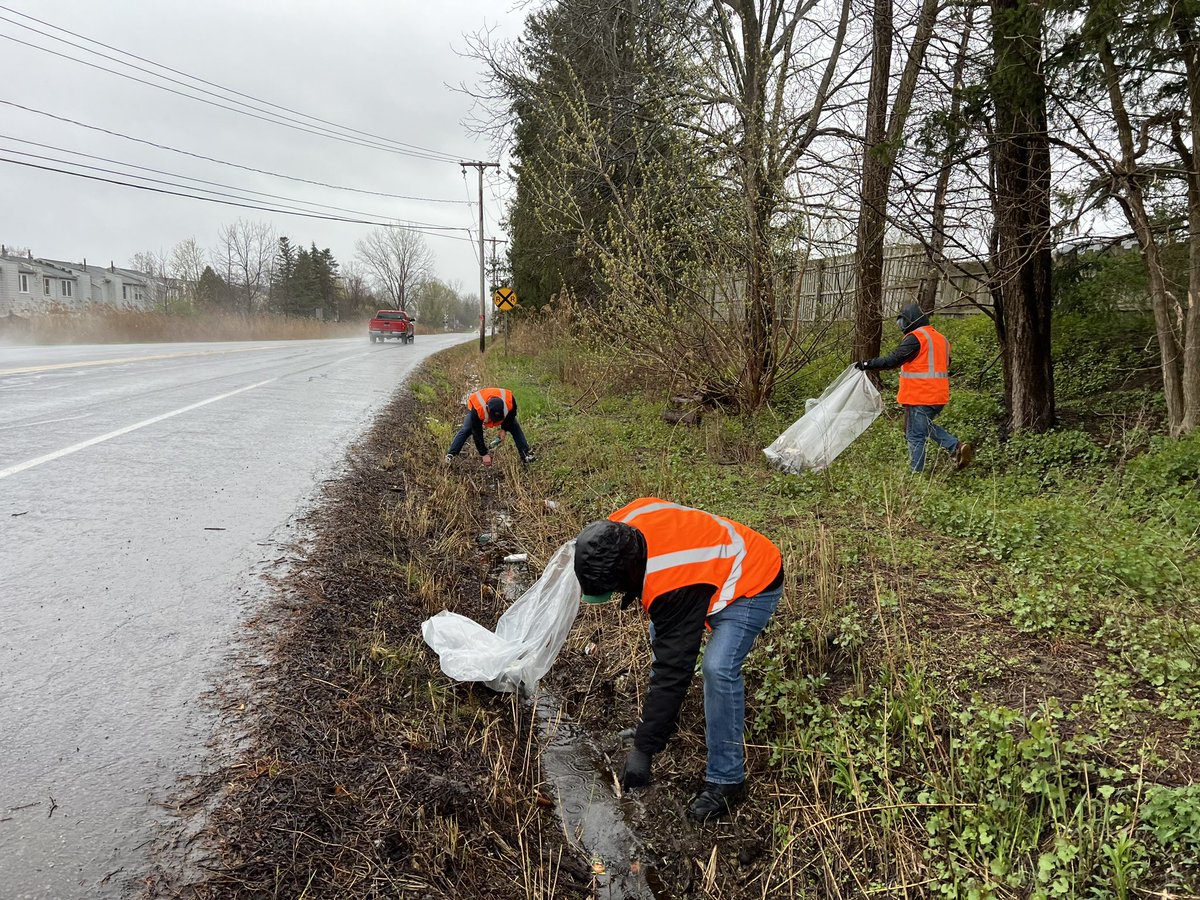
left=620, top=748, right=652, bottom=789
left=854, top=361, right=869, bottom=371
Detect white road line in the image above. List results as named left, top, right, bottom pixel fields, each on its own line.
left=0, top=413, right=91, bottom=431
left=0, top=377, right=278, bottom=481
left=0, top=345, right=277, bottom=377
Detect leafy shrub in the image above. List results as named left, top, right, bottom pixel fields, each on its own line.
left=1003, top=428, right=1111, bottom=482
left=1141, top=784, right=1200, bottom=856
left=942, top=314, right=1003, bottom=393
left=1052, top=312, right=1157, bottom=399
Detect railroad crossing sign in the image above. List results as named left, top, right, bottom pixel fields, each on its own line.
left=492, top=286, right=518, bottom=311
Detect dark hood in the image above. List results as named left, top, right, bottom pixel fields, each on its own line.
left=574, top=520, right=646, bottom=600
left=897, top=302, right=929, bottom=333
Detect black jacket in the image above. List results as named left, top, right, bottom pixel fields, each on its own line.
left=860, top=302, right=929, bottom=372
left=632, top=566, right=784, bottom=756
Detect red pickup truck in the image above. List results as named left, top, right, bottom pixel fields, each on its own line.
left=368, top=310, right=415, bottom=344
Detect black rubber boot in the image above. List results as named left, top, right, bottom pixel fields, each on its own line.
left=687, top=781, right=746, bottom=822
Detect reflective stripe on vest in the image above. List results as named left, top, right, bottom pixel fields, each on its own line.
left=897, top=326, right=950, bottom=405
left=610, top=498, right=781, bottom=614
left=618, top=500, right=749, bottom=615
left=899, top=328, right=948, bottom=379
left=469, top=388, right=510, bottom=425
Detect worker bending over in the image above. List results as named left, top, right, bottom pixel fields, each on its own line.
left=446, top=387, right=535, bottom=466
left=574, top=498, right=783, bottom=822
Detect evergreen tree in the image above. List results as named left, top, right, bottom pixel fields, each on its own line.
left=270, top=236, right=297, bottom=316
left=196, top=265, right=233, bottom=311
left=313, top=245, right=339, bottom=320
left=291, top=247, right=321, bottom=317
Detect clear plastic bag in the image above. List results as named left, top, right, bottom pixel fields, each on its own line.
left=421, top=541, right=580, bottom=694
left=764, top=365, right=883, bottom=474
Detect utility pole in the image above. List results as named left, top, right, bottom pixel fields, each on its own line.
left=460, top=160, right=499, bottom=353
left=486, top=237, right=507, bottom=339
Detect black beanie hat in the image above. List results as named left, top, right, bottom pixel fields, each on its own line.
left=574, top=520, right=643, bottom=597
left=486, top=396, right=506, bottom=422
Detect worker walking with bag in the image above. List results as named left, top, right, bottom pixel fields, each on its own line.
left=445, top=387, right=535, bottom=466
left=573, top=498, right=784, bottom=822
left=856, top=302, right=974, bottom=473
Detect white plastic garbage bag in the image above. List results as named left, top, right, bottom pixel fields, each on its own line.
left=764, top=365, right=883, bottom=474
left=421, top=541, right=580, bottom=694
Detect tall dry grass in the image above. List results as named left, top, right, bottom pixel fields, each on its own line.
left=0, top=308, right=371, bottom=345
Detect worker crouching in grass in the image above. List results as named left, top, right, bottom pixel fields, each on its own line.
left=445, top=386, right=535, bottom=466
left=573, top=498, right=784, bottom=823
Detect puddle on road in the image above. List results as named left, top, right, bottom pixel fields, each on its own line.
left=497, top=555, right=669, bottom=900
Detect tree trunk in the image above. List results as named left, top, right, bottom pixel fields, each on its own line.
left=1097, top=37, right=1188, bottom=433
left=989, top=0, right=1055, bottom=432
left=1170, top=9, right=1200, bottom=434
left=744, top=198, right=776, bottom=409
left=852, top=0, right=893, bottom=363
left=854, top=0, right=939, bottom=356
left=736, top=3, right=776, bottom=411
left=918, top=6, right=974, bottom=313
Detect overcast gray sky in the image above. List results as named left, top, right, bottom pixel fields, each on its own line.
left=0, top=0, right=521, bottom=291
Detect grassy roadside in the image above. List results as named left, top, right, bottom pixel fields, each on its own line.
left=455, top=314, right=1199, bottom=898
left=157, top=316, right=1197, bottom=900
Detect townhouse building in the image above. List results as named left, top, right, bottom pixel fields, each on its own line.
left=0, top=247, right=161, bottom=316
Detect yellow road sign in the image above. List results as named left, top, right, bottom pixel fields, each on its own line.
left=493, top=286, right=518, bottom=311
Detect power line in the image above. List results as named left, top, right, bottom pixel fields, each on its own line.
left=0, top=28, right=456, bottom=163
left=0, top=135, right=469, bottom=228
left=0, top=4, right=461, bottom=162
left=0, top=154, right=477, bottom=242
left=462, top=169, right=481, bottom=266
left=0, top=99, right=472, bottom=204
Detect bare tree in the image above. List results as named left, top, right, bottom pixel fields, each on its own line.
left=130, top=250, right=165, bottom=276
left=915, top=5, right=976, bottom=313
left=337, top=262, right=377, bottom=320
left=170, top=238, right=207, bottom=307
left=852, top=0, right=941, bottom=360
left=1051, top=0, right=1200, bottom=435
left=129, top=248, right=172, bottom=310
left=214, top=219, right=276, bottom=316
left=355, top=226, right=433, bottom=313
left=687, top=0, right=855, bottom=408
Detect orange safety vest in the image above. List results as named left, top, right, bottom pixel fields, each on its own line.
left=897, top=326, right=950, bottom=406
left=609, top=498, right=782, bottom=616
left=468, top=387, right=514, bottom=426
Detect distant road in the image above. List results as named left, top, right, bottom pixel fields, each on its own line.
left=0, top=335, right=471, bottom=899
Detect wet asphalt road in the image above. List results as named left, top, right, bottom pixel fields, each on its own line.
left=0, top=334, right=471, bottom=898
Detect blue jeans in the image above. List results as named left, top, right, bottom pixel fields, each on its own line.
left=701, top=583, right=783, bottom=784
left=447, top=411, right=530, bottom=458
left=905, top=404, right=959, bottom=473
